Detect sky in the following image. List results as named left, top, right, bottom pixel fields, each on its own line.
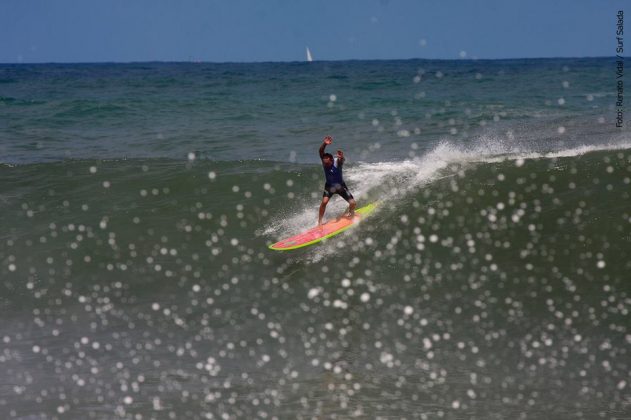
left=0, top=0, right=626, bottom=63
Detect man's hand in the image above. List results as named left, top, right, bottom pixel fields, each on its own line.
left=336, top=150, right=344, bottom=159
left=323, top=136, right=333, bottom=145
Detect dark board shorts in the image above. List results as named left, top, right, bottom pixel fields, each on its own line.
left=323, top=182, right=354, bottom=201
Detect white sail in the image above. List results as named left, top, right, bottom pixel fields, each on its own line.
left=306, top=47, right=313, bottom=62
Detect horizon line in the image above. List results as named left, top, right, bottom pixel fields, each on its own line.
left=0, top=55, right=614, bottom=66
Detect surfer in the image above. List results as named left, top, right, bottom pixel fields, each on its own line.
left=318, top=136, right=356, bottom=226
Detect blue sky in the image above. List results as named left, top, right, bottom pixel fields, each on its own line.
left=0, top=0, right=625, bottom=63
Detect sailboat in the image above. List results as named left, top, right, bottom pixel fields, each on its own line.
left=306, top=47, right=313, bottom=62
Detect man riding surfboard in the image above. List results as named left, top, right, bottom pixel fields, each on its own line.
left=318, top=136, right=356, bottom=226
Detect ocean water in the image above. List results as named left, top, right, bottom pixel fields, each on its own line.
left=0, top=59, right=630, bottom=419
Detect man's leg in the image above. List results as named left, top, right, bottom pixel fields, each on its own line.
left=342, top=198, right=356, bottom=217
left=340, top=184, right=356, bottom=217
left=318, top=196, right=330, bottom=225
left=347, top=198, right=356, bottom=217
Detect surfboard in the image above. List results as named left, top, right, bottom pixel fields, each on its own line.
left=269, top=203, right=377, bottom=251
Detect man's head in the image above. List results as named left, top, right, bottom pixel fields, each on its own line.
left=322, top=153, right=334, bottom=167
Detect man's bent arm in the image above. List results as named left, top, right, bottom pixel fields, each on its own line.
left=337, top=150, right=345, bottom=166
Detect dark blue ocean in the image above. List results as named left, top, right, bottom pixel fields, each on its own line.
left=1, top=58, right=630, bottom=419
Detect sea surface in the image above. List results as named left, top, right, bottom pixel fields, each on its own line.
left=1, top=58, right=630, bottom=419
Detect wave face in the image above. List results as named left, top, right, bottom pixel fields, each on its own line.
left=0, top=59, right=630, bottom=418
left=1, top=144, right=630, bottom=418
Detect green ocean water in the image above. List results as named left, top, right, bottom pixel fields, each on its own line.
left=0, top=59, right=630, bottom=419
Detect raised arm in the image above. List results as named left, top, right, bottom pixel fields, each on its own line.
left=319, top=136, right=333, bottom=158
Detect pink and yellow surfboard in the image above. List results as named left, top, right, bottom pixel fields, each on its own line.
left=269, top=203, right=377, bottom=251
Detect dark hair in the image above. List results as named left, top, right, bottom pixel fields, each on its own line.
left=323, top=153, right=333, bottom=160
